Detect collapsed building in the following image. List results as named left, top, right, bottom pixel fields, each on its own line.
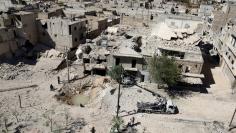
left=14, top=11, right=38, bottom=45
left=153, top=40, right=204, bottom=84
left=146, top=15, right=204, bottom=84
left=0, top=11, right=38, bottom=59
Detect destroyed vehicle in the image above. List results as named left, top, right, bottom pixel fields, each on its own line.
left=137, top=99, right=179, bottom=114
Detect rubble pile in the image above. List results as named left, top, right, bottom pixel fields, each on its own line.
left=44, top=49, right=63, bottom=58
left=208, top=121, right=226, bottom=133
left=0, top=62, right=33, bottom=80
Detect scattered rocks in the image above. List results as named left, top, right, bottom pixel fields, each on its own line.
left=0, top=62, right=32, bottom=80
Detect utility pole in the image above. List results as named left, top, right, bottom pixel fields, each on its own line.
left=4, top=117, right=8, bottom=132
left=229, top=108, right=236, bottom=129
left=18, top=95, right=22, bottom=108
left=147, top=3, right=150, bottom=25
left=116, top=65, right=124, bottom=117
left=65, top=47, right=70, bottom=83
left=116, top=80, right=121, bottom=117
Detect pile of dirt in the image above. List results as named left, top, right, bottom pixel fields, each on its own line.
left=0, top=62, right=33, bottom=80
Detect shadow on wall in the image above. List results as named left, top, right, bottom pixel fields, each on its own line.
left=197, top=42, right=216, bottom=88
left=0, top=40, right=53, bottom=65
left=0, top=19, right=58, bottom=65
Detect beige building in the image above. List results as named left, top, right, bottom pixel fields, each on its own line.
left=86, top=15, right=108, bottom=39
left=86, top=15, right=120, bottom=39
left=38, top=17, right=86, bottom=51
left=109, top=45, right=147, bottom=81
left=156, top=45, right=203, bottom=75
left=37, top=7, right=64, bottom=19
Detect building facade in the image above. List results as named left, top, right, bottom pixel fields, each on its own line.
left=219, top=23, right=236, bottom=85
left=38, top=17, right=87, bottom=51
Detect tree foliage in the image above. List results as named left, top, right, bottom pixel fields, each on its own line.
left=108, top=65, right=124, bottom=83
left=110, top=116, right=124, bottom=133
left=148, top=56, right=180, bottom=87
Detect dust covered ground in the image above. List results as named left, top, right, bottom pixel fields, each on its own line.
left=0, top=56, right=236, bottom=133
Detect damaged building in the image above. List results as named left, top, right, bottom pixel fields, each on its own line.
left=38, top=17, right=87, bottom=51
left=110, top=44, right=147, bottom=82
left=155, top=41, right=204, bottom=83
left=0, top=11, right=38, bottom=58
left=14, top=11, right=38, bottom=45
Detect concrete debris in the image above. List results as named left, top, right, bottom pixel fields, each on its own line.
left=82, top=45, right=92, bottom=54
left=76, top=46, right=83, bottom=60
left=76, top=45, right=92, bottom=61
left=95, top=36, right=108, bottom=46
left=33, top=57, right=64, bottom=71
left=45, top=49, right=63, bottom=58
left=107, top=26, right=119, bottom=34
left=151, top=22, right=177, bottom=40
left=0, top=62, right=32, bottom=80
left=132, top=36, right=142, bottom=47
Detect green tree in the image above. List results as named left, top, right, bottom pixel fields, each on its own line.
left=108, top=65, right=124, bottom=117
left=110, top=116, right=124, bottom=133
left=108, top=65, right=124, bottom=83
left=148, top=56, right=180, bottom=88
